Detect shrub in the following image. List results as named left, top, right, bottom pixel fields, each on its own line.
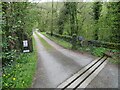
left=87, top=40, right=120, bottom=50
left=91, top=47, right=106, bottom=57
left=2, top=50, right=19, bottom=66
left=2, top=37, right=37, bottom=88
left=46, top=32, right=72, bottom=42
left=71, top=34, right=77, bottom=49
left=61, top=35, right=72, bottom=42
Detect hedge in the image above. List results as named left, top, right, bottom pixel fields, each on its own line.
left=86, top=40, right=120, bottom=50
left=46, top=32, right=120, bottom=50
left=46, top=32, right=72, bottom=42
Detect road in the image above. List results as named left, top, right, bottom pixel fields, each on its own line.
left=32, top=31, right=118, bottom=88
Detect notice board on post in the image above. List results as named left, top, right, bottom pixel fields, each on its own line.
left=22, top=38, right=33, bottom=53
left=23, top=40, right=30, bottom=53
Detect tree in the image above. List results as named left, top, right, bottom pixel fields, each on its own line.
left=2, top=2, right=35, bottom=65
left=107, top=2, right=120, bottom=43
left=51, top=0, right=54, bottom=36
left=57, top=3, right=69, bottom=35
left=58, top=2, right=78, bottom=36
left=93, top=2, right=102, bottom=40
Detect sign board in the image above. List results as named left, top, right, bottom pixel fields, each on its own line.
left=23, top=40, right=28, bottom=47
left=23, top=50, right=30, bottom=53
left=23, top=40, right=30, bottom=53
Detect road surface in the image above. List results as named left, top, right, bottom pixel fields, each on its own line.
left=32, top=31, right=118, bottom=88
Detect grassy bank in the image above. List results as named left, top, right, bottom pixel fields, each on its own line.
left=77, top=45, right=120, bottom=64
left=2, top=36, right=37, bottom=88
left=35, top=32, right=53, bottom=51
left=41, top=32, right=72, bottom=49
left=41, top=32, right=120, bottom=64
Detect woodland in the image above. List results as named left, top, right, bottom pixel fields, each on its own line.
left=1, top=1, right=120, bottom=88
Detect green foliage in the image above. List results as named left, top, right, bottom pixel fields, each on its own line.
left=85, top=40, right=120, bottom=50
left=57, top=2, right=78, bottom=35
left=45, top=31, right=120, bottom=64
left=62, top=35, right=72, bottom=42
left=107, top=2, right=120, bottom=43
left=2, top=50, right=17, bottom=65
left=91, top=47, right=106, bottom=57
left=92, top=2, right=102, bottom=40
left=35, top=2, right=120, bottom=63
left=2, top=53, right=37, bottom=88
left=35, top=32, right=53, bottom=50
left=33, top=2, right=119, bottom=46
left=98, top=2, right=120, bottom=43
left=2, top=2, right=35, bottom=65
left=43, top=32, right=72, bottom=49
left=93, top=2, right=102, bottom=21
left=2, top=37, right=37, bottom=88
left=109, top=52, right=120, bottom=64
left=72, top=34, right=77, bottom=49
left=46, top=32, right=72, bottom=42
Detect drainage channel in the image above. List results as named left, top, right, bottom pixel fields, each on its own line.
left=57, top=56, right=108, bottom=89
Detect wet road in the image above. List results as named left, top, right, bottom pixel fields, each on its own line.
left=32, top=32, right=96, bottom=88
left=86, top=61, right=118, bottom=88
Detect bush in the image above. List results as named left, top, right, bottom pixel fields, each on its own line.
left=91, top=47, right=106, bottom=57
left=87, top=40, right=120, bottom=50
left=46, top=32, right=72, bottom=42
left=2, top=50, right=19, bottom=66
left=2, top=53, right=37, bottom=88
left=2, top=37, right=37, bottom=88
left=61, top=35, right=72, bottom=42
left=71, top=34, right=77, bottom=49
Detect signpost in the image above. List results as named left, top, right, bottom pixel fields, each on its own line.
left=23, top=40, right=28, bottom=47
left=23, top=40, right=30, bottom=53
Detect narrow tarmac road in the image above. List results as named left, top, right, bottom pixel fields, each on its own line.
left=32, top=31, right=118, bottom=88
left=32, top=31, right=96, bottom=88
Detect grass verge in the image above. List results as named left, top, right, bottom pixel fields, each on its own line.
left=2, top=36, right=37, bottom=88
left=35, top=32, right=53, bottom=51
left=41, top=32, right=72, bottom=49
left=41, top=32, right=120, bottom=64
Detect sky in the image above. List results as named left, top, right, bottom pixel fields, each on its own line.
left=29, top=0, right=65, bottom=2
left=28, top=0, right=97, bottom=2
left=30, top=0, right=95, bottom=2
left=28, top=0, right=111, bottom=2
left=2, top=0, right=118, bottom=2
